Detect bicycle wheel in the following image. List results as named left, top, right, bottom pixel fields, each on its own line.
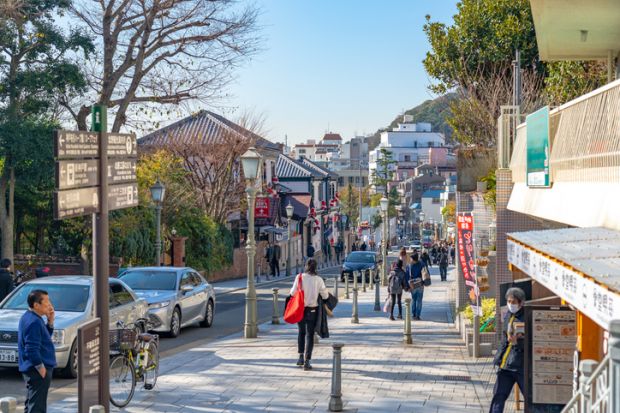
left=110, top=354, right=136, bottom=408
left=143, top=341, right=159, bottom=390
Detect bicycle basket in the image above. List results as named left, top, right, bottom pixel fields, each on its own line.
left=109, top=329, right=137, bottom=352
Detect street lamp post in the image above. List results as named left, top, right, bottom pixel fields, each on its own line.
left=419, top=211, right=426, bottom=241
left=286, top=203, right=294, bottom=277
left=150, top=180, right=166, bottom=266
left=241, top=147, right=262, bottom=339
left=380, top=196, right=389, bottom=286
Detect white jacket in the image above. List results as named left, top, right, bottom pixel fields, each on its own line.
left=290, top=273, right=329, bottom=307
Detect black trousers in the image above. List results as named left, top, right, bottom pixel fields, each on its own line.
left=297, top=307, right=319, bottom=359
left=439, top=265, right=448, bottom=280
left=489, top=369, right=524, bottom=413
left=22, top=367, right=53, bottom=413
left=390, top=293, right=402, bottom=317
left=270, top=259, right=280, bottom=277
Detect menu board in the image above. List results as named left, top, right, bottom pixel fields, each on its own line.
left=525, top=306, right=576, bottom=413
left=78, top=318, right=101, bottom=413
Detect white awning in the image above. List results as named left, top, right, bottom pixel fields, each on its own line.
left=507, top=227, right=620, bottom=329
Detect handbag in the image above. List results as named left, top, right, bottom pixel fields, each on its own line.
left=422, top=266, right=431, bottom=286
left=284, top=274, right=305, bottom=324
left=382, top=296, right=392, bottom=313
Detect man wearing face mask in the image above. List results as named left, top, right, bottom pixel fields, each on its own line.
left=489, top=287, right=526, bottom=413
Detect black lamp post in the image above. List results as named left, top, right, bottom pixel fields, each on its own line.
left=150, top=180, right=166, bottom=266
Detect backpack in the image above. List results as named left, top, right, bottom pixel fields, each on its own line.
left=388, top=270, right=402, bottom=292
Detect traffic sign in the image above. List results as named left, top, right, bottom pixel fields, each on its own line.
left=107, top=160, right=136, bottom=184
left=108, top=133, right=137, bottom=158
left=56, top=159, right=137, bottom=190
left=109, top=183, right=138, bottom=211
left=55, top=131, right=99, bottom=159
left=56, top=160, right=98, bottom=190
left=54, top=187, right=100, bottom=219
left=54, top=182, right=139, bottom=219
left=55, top=131, right=137, bottom=160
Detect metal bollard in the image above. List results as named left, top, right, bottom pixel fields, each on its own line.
left=333, top=276, right=339, bottom=298
left=89, top=406, right=106, bottom=413
left=272, top=288, right=280, bottom=324
left=328, top=343, right=345, bottom=412
left=314, top=332, right=320, bottom=344
left=351, top=288, right=359, bottom=324
left=370, top=269, right=374, bottom=290
left=403, top=298, right=413, bottom=344
left=373, top=275, right=381, bottom=311
left=362, top=271, right=367, bottom=293
left=344, top=274, right=350, bottom=299
left=0, top=397, right=16, bottom=413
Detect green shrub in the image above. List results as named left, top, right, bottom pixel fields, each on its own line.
left=461, top=297, right=496, bottom=332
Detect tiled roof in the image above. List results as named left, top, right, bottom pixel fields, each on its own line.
left=138, top=110, right=279, bottom=151
left=276, top=155, right=315, bottom=179
left=300, top=158, right=331, bottom=178
left=322, top=133, right=342, bottom=141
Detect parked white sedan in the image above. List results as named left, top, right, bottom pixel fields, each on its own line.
left=0, top=276, right=148, bottom=378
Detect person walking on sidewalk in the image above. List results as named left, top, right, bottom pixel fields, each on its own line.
left=387, top=259, right=406, bottom=320
left=439, top=248, right=449, bottom=281
left=289, top=258, right=329, bottom=371
left=490, top=287, right=526, bottom=413
left=398, top=247, right=408, bottom=265
left=406, top=253, right=425, bottom=320
left=18, top=290, right=56, bottom=413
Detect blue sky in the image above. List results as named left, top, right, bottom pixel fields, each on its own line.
left=224, top=1, right=459, bottom=145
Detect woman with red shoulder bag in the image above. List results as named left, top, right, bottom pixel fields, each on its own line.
left=288, top=258, right=328, bottom=371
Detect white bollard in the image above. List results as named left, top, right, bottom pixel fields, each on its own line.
left=0, top=398, right=16, bottom=413
left=89, top=406, right=106, bottom=413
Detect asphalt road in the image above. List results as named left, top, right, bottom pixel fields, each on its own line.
left=0, top=266, right=342, bottom=405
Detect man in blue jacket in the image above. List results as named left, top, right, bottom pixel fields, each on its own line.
left=18, top=290, right=56, bottom=413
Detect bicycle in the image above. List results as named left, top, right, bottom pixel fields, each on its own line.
left=109, top=327, right=160, bottom=408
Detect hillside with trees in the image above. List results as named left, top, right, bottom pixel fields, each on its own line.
left=368, top=93, right=456, bottom=151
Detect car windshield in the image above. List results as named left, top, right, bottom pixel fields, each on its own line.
left=1, top=283, right=91, bottom=313
left=346, top=253, right=375, bottom=263
left=120, top=271, right=177, bottom=291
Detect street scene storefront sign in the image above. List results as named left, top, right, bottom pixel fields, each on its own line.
left=526, top=105, right=551, bottom=187
left=525, top=306, right=576, bottom=412
left=255, top=197, right=270, bottom=219
left=507, top=239, right=620, bottom=329
left=457, top=213, right=480, bottom=315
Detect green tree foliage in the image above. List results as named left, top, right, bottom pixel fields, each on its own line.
left=339, top=183, right=370, bottom=226
left=371, top=148, right=396, bottom=195
left=544, top=61, right=608, bottom=106
left=423, top=0, right=544, bottom=147
left=0, top=0, right=93, bottom=260
left=110, top=149, right=233, bottom=272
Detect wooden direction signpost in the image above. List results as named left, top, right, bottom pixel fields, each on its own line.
left=53, top=105, right=138, bottom=411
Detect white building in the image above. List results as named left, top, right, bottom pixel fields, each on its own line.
left=369, top=117, right=446, bottom=190
left=420, top=189, right=443, bottom=224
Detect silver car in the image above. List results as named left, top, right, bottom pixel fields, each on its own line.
left=119, top=267, right=215, bottom=338
left=0, top=276, right=148, bottom=378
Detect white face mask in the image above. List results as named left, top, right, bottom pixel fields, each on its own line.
left=507, top=303, right=520, bottom=314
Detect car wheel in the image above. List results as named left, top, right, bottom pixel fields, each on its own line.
left=168, top=307, right=181, bottom=338
left=61, top=339, right=78, bottom=378
left=200, top=299, right=214, bottom=328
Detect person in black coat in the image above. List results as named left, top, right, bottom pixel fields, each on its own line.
left=0, top=258, right=15, bottom=302
left=490, top=287, right=526, bottom=413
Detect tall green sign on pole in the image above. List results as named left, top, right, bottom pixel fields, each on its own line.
left=526, top=106, right=551, bottom=187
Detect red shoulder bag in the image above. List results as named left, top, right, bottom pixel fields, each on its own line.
left=284, top=274, right=305, bottom=324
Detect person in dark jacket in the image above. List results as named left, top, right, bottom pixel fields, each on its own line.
left=439, top=249, right=449, bottom=281
left=421, top=249, right=432, bottom=268
left=0, top=258, right=15, bottom=302
left=387, top=259, right=407, bottom=320
left=406, top=253, right=425, bottom=320
left=490, top=287, right=526, bottom=413
left=18, top=289, right=56, bottom=413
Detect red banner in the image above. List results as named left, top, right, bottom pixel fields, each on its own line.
left=255, top=197, right=270, bottom=219
left=457, top=213, right=480, bottom=313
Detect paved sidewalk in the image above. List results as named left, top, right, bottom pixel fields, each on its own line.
left=49, top=266, right=493, bottom=412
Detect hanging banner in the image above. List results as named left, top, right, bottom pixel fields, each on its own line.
left=255, top=197, right=270, bottom=219
left=457, top=213, right=480, bottom=315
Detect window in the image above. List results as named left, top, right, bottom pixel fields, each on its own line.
left=432, top=198, right=440, bottom=204
left=180, top=272, right=194, bottom=289
left=414, top=141, right=418, bottom=148
left=110, top=282, right=134, bottom=307
left=299, top=149, right=306, bottom=154
left=191, top=273, right=204, bottom=286
left=404, top=155, right=411, bottom=162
